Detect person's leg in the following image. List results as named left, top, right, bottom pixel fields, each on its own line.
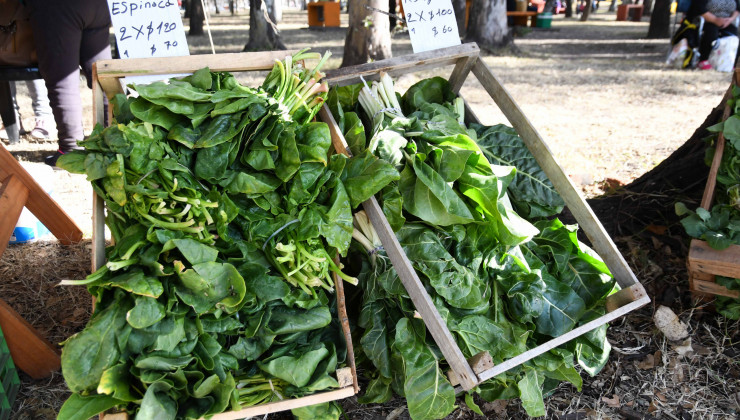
left=78, top=1, right=112, bottom=128
left=0, top=82, right=21, bottom=140
left=700, top=22, right=720, bottom=61
left=24, top=79, right=55, bottom=140
left=26, top=0, right=85, bottom=155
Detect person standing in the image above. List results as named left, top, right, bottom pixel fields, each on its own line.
left=23, top=0, right=111, bottom=166
left=0, top=79, right=56, bottom=141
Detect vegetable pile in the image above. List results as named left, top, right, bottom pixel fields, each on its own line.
left=677, top=84, right=740, bottom=319
left=55, top=51, right=398, bottom=420
left=328, top=73, right=618, bottom=418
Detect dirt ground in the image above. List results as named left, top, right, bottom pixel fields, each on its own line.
left=2, top=7, right=739, bottom=420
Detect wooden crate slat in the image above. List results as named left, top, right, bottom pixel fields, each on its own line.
left=323, top=46, right=649, bottom=388
left=0, top=174, right=29, bottom=257
left=317, top=106, right=481, bottom=391
left=92, top=52, right=357, bottom=418
left=470, top=59, right=640, bottom=290
left=476, top=294, right=650, bottom=384
left=324, top=43, right=480, bottom=87
left=95, top=50, right=300, bottom=80
left=689, top=240, right=740, bottom=279
left=0, top=298, right=60, bottom=379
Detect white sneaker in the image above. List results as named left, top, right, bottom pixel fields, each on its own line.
left=30, top=118, right=55, bottom=140
left=0, top=124, right=7, bottom=140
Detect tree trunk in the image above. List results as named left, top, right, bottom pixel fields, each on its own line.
left=647, top=0, right=672, bottom=38
left=341, top=0, right=392, bottom=67
left=243, top=0, right=287, bottom=50
left=580, top=0, right=593, bottom=21
left=452, top=0, right=468, bottom=37
left=565, top=0, right=574, bottom=17
left=189, top=0, right=205, bottom=35
left=465, top=0, right=510, bottom=50
left=544, top=0, right=556, bottom=13
left=578, top=99, right=725, bottom=238
left=643, top=0, right=653, bottom=16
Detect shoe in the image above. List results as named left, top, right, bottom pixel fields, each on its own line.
left=45, top=149, right=65, bottom=167
left=30, top=118, right=55, bottom=140
left=697, top=60, right=712, bottom=70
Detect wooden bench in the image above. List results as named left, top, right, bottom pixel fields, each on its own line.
left=616, top=3, right=643, bottom=21
left=507, top=11, right=538, bottom=27
left=0, top=66, right=42, bottom=144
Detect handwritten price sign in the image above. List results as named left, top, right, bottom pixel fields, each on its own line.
left=107, top=1, right=189, bottom=59
left=401, top=0, right=461, bottom=53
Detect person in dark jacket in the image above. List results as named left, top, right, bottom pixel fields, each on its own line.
left=686, top=0, right=740, bottom=69
left=23, top=0, right=111, bottom=166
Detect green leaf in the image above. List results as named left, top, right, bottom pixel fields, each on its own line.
left=518, top=368, right=546, bottom=417
left=57, top=393, right=124, bottom=420
left=341, top=150, right=400, bottom=208
left=97, top=363, right=137, bottom=402
left=394, top=318, right=456, bottom=420
left=138, top=381, right=176, bottom=420
left=399, top=156, right=475, bottom=226
left=357, top=375, right=393, bottom=404
left=464, top=393, right=484, bottom=416
left=292, top=401, right=342, bottom=420
left=257, top=344, right=330, bottom=387
left=126, top=296, right=166, bottom=329
left=61, top=299, right=130, bottom=392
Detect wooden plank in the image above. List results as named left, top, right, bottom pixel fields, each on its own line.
left=471, top=59, right=639, bottom=289
left=0, top=298, right=60, bottom=379
left=101, top=387, right=356, bottom=420
left=332, top=256, right=359, bottom=393
left=447, top=352, right=493, bottom=387
left=318, top=104, right=480, bottom=391
left=95, top=50, right=299, bottom=81
left=605, top=284, right=647, bottom=313
left=324, top=43, right=480, bottom=87
left=0, top=175, right=28, bottom=257
left=0, top=143, right=83, bottom=245
left=692, top=279, right=740, bottom=298
left=699, top=84, right=734, bottom=210
left=688, top=240, right=740, bottom=279
left=476, top=294, right=651, bottom=383
left=447, top=53, right=479, bottom=95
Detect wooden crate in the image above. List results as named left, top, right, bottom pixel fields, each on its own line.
left=687, top=69, right=740, bottom=299
left=321, top=43, right=651, bottom=391
left=90, top=51, right=358, bottom=420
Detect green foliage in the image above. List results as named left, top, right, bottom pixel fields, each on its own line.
left=333, top=76, right=617, bottom=419
left=56, top=56, right=398, bottom=420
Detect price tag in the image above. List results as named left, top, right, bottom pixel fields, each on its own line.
left=401, top=0, right=461, bottom=53
left=107, top=0, right=189, bottom=59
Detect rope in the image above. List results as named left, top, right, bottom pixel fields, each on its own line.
left=200, top=0, right=217, bottom=54
left=262, top=219, right=299, bottom=251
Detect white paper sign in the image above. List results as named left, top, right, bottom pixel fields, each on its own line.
left=107, top=0, right=189, bottom=59
left=401, top=0, right=461, bottom=53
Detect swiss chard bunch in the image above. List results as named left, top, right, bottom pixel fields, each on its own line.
left=56, top=56, right=398, bottom=420
left=331, top=75, right=616, bottom=418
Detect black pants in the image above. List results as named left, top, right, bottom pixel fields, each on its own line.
left=700, top=22, right=737, bottom=61
left=26, top=0, right=111, bottom=151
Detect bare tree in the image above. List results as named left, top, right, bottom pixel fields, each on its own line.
left=243, top=0, right=286, bottom=50
left=341, top=0, right=392, bottom=67
left=580, top=0, right=593, bottom=21
left=647, top=0, right=671, bottom=37
left=465, top=0, right=510, bottom=49
left=189, top=0, right=205, bottom=35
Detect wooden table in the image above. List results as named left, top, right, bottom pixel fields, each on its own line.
left=507, top=11, right=539, bottom=27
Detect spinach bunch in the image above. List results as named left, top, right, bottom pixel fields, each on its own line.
left=56, top=55, right=397, bottom=420
left=330, top=75, right=617, bottom=418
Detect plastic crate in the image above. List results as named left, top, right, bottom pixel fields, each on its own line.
left=0, top=326, right=20, bottom=420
